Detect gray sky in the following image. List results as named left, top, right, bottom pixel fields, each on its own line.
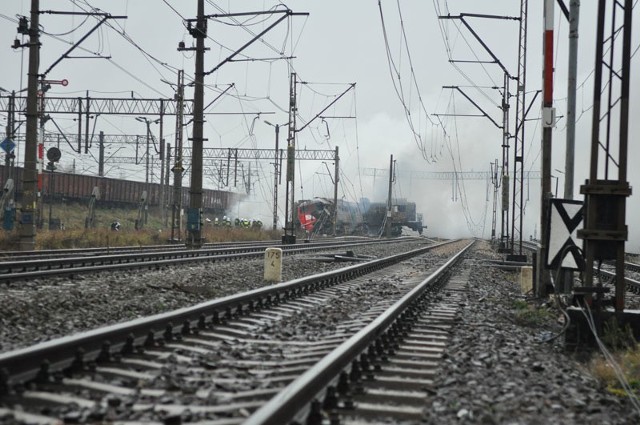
left=1, top=1, right=639, bottom=250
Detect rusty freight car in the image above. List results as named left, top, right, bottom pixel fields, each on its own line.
left=0, top=165, right=241, bottom=213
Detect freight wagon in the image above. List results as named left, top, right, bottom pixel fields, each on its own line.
left=0, top=165, right=242, bottom=213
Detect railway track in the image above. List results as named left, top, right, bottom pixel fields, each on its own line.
left=0, top=240, right=282, bottom=261
left=0, top=237, right=413, bottom=283
left=0, top=237, right=361, bottom=261
left=0, top=239, right=472, bottom=424
left=519, top=241, right=640, bottom=294
left=249, top=244, right=471, bottom=425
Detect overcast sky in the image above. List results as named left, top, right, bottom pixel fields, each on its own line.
left=1, top=1, right=639, bottom=250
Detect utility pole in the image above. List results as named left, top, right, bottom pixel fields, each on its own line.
left=282, top=72, right=297, bottom=244
left=98, top=131, right=104, bottom=176
left=264, top=121, right=281, bottom=231
left=273, top=124, right=280, bottom=231
left=557, top=0, right=579, bottom=294
left=164, top=141, right=171, bottom=227
left=536, top=0, right=555, bottom=297
left=177, top=7, right=305, bottom=243
left=186, top=0, right=206, bottom=248
left=144, top=125, right=150, bottom=225
left=5, top=91, right=16, bottom=184
left=19, top=0, right=40, bottom=250
left=84, top=91, right=90, bottom=154
left=135, top=117, right=159, bottom=224
left=385, top=155, right=394, bottom=238
left=564, top=0, right=579, bottom=199
left=511, top=0, right=529, bottom=259
left=437, top=13, right=526, bottom=256
left=171, top=70, right=185, bottom=242
left=145, top=124, right=150, bottom=187
left=158, top=104, right=165, bottom=227
left=490, top=159, right=499, bottom=241
left=332, top=146, right=339, bottom=237
left=500, top=73, right=510, bottom=253
left=36, top=81, right=48, bottom=229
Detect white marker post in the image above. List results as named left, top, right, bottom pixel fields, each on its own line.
left=264, top=247, right=282, bottom=282
left=520, top=266, right=533, bottom=294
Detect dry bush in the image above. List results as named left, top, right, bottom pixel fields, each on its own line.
left=0, top=230, right=20, bottom=251
left=0, top=201, right=282, bottom=250
left=35, top=228, right=165, bottom=249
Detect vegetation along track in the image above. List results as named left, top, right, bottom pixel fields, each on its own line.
left=0, top=239, right=471, bottom=424
left=0, top=238, right=410, bottom=282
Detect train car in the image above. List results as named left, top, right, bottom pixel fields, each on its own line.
left=364, top=198, right=426, bottom=236
left=297, top=197, right=426, bottom=237
left=0, top=165, right=242, bottom=214
left=297, top=198, right=367, bottom=236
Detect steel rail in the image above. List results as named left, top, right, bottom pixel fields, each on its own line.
left=0, top=237, right=353, bottom=260
left=620, top=261, right=640, bottom=273
left=595, top=268, right=640, bottom=293
left=245, top=240, right=474, bottom=425
left=0, top=240, right=459, bottom=390
left=0, top=240, right=282, bottom=260
left=0, top=238, right=410, bottom=280
left=520, top=241, right=640, bottom=291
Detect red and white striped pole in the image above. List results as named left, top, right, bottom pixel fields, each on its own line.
left=543, top=0, right=555, bottom=115
left=37, top=141, right=44, bottom=192
left=37, top=89, right=44, bottom=202
left=537, top=0, right=555, bottom=297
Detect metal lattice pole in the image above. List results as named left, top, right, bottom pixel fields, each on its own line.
left=511, top=0, right=529, bottom=257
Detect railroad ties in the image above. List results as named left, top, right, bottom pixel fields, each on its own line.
left=0, top=240, right=470, bottom=423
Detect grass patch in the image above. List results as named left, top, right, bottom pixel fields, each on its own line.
left=512, top=301, right=554, bottom=327
left=512, top=299, right=529, bottom=310
left=589, top=348, right=640, bottom=399
left=0, top=201, right=283, bottom=249
left=35, top=228, right=166, bottom=249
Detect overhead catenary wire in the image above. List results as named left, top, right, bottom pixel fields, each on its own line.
left=70, top=0, right=181, bottom=77
left=8, top=0, right=173, bottom=98
left=377, top=0, right=445, bottom=164
left=44, top=0, right=303, bottom=124
left=395, top=0, right=437, bottom=128
left=205, top=1, right=290, bottom=56
left=445, top=91, right=488, bottom=236
left=70, top=0, right=276, bottom=106
left=41, top=14, right=90, bottom=37
left=432, top=0, right=502, bottom=106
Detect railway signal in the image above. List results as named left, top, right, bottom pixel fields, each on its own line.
left=41, top=79, right=68, bottom=87
left=0, top=137, right=16, bottom=154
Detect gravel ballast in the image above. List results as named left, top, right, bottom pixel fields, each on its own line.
left=422, top=241, right=640, bottom=424
left=0, top=239, right=431, bottom=352
left=1, top=238, right=638, bottom=424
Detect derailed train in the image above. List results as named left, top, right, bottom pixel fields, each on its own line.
left=297, top=197, right=426, bottom=237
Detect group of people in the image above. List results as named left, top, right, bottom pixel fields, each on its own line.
left=213, top=216, right=263, bottom=229
left=109, top=216, right=263, bottom=231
